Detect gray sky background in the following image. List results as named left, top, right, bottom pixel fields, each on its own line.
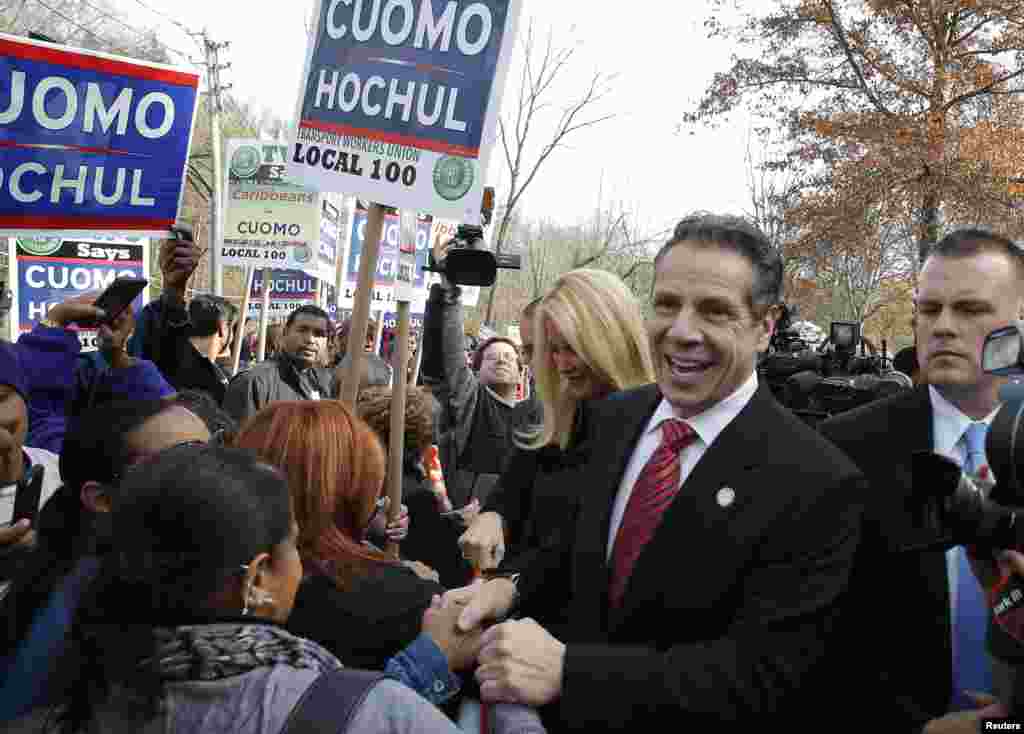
left=114, top=0, right=757, bottom=237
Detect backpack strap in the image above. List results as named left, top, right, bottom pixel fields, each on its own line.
left=280, top=669, right=386, bottom=734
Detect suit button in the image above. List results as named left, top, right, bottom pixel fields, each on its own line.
left=433, top=680, right=446, bottom=693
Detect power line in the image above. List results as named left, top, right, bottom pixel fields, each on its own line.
left=27, top=0, right=121, bottom=49
left=125, top=0, right=194, bottom=38
left=25, top=0, right=193, bottom=63
left=76, top=0, right=193, bottom=61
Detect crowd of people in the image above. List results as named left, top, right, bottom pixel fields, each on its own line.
left=1, top=212, right=1024, bottom=733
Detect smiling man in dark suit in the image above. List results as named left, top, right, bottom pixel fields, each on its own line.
left=449, top=214, right=865, bottom=730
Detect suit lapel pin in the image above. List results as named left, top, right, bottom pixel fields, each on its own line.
left=716, top=487, right=735, bottom=508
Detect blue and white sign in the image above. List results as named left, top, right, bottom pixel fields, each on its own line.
left=8, top=235, right=150, bottom=349
left=288, top=0, right=522, bottom=220
left=0, top=34, right=200, bottom=235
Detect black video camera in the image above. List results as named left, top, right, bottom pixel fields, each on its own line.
left=422, top=225, right=521, bottom=288
left=760, top=312, right=911, bottom=425
left=911, top=323, right=1024, bottom=552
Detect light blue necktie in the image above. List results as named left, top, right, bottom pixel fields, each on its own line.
left=950, top=421, right=993, bottom=710
left=963, top=421, right=988, bottom=476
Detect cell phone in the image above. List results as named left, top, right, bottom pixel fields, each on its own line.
left=82, top=277, right=148, bottom=328
left=11, top=464, right=44, bottom=525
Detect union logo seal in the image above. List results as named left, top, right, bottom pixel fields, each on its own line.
left=17, top=237, right=62, bottom=256
left=293, top=244, right=313, bottom=263
left=432, top=155, right=474, bottom=202
left=230, top=145, right=262, bottom=180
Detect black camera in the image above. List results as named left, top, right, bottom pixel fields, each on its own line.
left=760, top=310, right=910, bottom=425
left=422, top=225, right=521, bottom=288
left=911, top=323, right=1024, bottom=552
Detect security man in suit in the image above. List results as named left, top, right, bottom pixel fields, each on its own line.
left=821, top=229, right=1024, bottom=732
left=447, top=214, right=866, bottom=730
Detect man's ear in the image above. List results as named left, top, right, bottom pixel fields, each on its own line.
left=756, top=304, right=781, bottom=352
left=81, top=481, right=112, bottom=514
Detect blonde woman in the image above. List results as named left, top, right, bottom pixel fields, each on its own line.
left=459, top=268, right=655, bottom=571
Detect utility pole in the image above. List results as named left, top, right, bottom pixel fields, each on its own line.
left=197, top=31, right=231, bottom=297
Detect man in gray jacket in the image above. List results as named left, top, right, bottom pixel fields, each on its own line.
left=223, top=305, right=338, bottom=424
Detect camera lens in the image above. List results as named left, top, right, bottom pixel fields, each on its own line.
left=988, top=397, right=1024, bottom=506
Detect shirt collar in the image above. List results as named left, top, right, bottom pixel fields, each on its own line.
left=484, top=384, right=518, bottom=408
left=928, top=385, right=1000, bottom=459
left=646, top=371, right=759, bottom=448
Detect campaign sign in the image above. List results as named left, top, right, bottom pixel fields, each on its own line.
left=12, top=235, right=149, bottom=350
left=0, top=34, right=199, bottom=235
left=320, top=198, right=340, bottom=270
left=288, top=0, right=522, bottom=220
left=250, top=269, right=319, bottom=302
left=346, top=203, right=432, bottom=289
left=222, top=139, right=324, bottom=276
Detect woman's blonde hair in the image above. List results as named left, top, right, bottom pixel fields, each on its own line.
left=524, top=269, right=654, bottom=450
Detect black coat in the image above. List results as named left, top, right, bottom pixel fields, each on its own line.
left=222, top=355, right=339, bottom=425
left=820, top=385, right=953, bottom=730
left=286, top=563, right=442, bottom=671
left=507, top=383, right=865, bottom=730
left=485, top=403, right=587, bottom=558
left=134, top=295, right=228, bottom=404
left=399, top=463, right=474, bottom=590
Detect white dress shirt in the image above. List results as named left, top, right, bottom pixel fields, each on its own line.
left=607, top=371, right=759, bottom=560
left=929, top=386, right=1000, bottom=615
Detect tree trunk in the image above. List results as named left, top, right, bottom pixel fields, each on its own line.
left=918, top=191, right=940, bottom=266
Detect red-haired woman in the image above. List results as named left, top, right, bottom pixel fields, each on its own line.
left=234, top=401, right=476, bottom=706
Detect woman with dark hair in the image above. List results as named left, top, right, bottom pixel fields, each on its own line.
left=233, top=402, right=478, bottom=704
left=45, top=445, right=475, bottom=734
left=0, top=400, right=210, bottom=722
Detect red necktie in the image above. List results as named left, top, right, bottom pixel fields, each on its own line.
left=609, top=419, right=696, bottom=609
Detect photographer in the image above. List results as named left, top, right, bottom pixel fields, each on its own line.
left=820, top=229, right=1024, bottom=732
left=420, top=236, right=522, bottom=514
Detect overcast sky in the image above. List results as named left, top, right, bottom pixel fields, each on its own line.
left=114, top=0, right=757, bottom=238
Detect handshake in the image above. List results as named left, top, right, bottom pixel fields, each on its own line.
left=419, top=576, right=566, bottom=707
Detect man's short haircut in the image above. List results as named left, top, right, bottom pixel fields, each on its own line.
left=189, top=295, right=238, bottom=338
left=925, top=228, right=1024, bottom=280
left=655, top=213, right=784, bottom=311
left=286, top=304, right=331, bottom=331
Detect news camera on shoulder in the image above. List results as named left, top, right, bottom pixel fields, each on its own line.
left=759, top=309, right=912, bottom=424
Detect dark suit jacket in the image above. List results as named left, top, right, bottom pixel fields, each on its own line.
left=510, top=383, right=864, bottom=730
left=820, top=385, right=952, bottom=731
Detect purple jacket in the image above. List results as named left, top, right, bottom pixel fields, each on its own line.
left=16, top=326, right=173, bottom=454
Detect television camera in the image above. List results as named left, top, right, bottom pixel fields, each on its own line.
left=759, top=308, right=912, bottom=425
left=421, top=188, right=521, bottom=288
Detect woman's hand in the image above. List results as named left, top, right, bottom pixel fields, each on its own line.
left=458, top=510, right=505, bottom=571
